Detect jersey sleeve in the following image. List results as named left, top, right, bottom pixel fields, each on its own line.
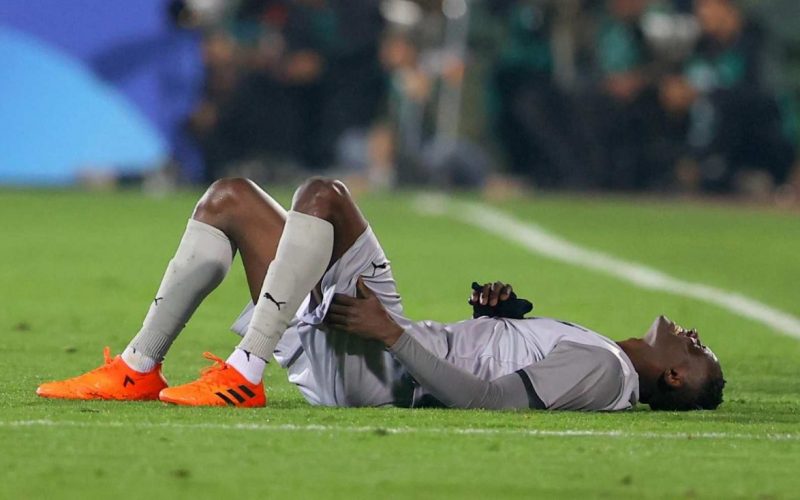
left=518, top=341, right=626, bottom=411
left=389, top=331, right=533, bottom=410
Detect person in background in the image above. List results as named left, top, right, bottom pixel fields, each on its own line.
left=280, top=0, right=386, bottom=169
left=488, top=2, right=591, bottom=188
left=581, top=0, right=669, bottom=190
left=659, top=0, right=797, bottom=193
left=189, top=0, right=387, bottom=180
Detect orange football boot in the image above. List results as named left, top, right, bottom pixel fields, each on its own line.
left=36, top=347, right=168, bottom=400
left=158, top=352, right=266, bottom=407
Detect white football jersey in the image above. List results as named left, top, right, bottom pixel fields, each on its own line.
left=407, top=316, right=640, bottom=410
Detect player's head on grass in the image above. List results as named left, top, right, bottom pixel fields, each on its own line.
left=619, top=315, right=725, bottom=411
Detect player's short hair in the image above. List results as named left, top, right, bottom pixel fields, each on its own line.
left=648, top=373, right=726, bottom=411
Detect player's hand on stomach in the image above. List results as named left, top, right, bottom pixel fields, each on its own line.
left=469, top=281, right=513, bottom=307
left=325, top=277, right=404, bottom=347
left=469, top=281, right=534, bottom=320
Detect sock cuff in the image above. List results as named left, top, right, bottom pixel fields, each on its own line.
left=236, top=333, right=277, bottom=362
left=186, top=218, right=231, bottom=244
left=128, top=328, right=174, bottom=362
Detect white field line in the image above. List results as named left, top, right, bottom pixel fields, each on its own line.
left=1, top=419, right=798, bottom=441
left=413, top=195, right=800, bottom=340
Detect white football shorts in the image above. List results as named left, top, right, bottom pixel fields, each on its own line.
left=231, top=226, right=417, bottom=407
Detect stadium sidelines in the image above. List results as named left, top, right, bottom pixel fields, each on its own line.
left=1, top=419, right=798, bottom=441
left=413, top=195, right=800, bottom=340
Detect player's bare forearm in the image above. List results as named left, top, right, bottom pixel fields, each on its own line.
left=324, top=278, right=404, bottom=347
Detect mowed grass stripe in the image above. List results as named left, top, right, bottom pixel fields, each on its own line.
left=413, top=195, right=800, bottom=339
left=2, top=419, right=798, bottom=441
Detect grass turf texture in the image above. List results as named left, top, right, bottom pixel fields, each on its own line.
left=1, top=189, right=798, bottom=499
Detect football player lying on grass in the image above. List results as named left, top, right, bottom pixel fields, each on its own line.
left=37, top=178, right=725, bottom=411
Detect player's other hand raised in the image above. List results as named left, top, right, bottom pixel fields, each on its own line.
left=325, top=277, right=404, bottom=347
left=469, top=281, right=533, bottom=320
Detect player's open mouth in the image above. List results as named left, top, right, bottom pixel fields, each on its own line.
left=671, top=323, right=703, bottom=347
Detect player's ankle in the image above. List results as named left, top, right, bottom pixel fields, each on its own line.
left=226, top=348, right=266, bottom=384
left=121, top=347, right=159, bottom=373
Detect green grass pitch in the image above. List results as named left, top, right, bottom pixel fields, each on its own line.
left=1, top=189, right=798, bottom=499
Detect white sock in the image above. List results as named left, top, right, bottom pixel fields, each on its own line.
left=236, top=211, right=333, bottom=365
left=121, top=346, right=158, bottom=373
left=125, top=219, right=233, bottom=364
left=227, top=348, right=267, bottom=384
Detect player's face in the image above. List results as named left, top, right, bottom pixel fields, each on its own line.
left=644, top=315, right=721, bottom=384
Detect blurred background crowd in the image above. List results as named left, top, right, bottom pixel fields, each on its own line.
left=2, top=0, right=799, bottom=199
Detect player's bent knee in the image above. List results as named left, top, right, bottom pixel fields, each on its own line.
left=293, top=177, right=348, bottom=220
left=194, top=177, right=259, bottom=223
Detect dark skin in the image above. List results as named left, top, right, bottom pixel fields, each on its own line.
left=191, top=177, right=367, bottom=303
left=190, top=177, right=721, bottom=408
left=328, top=281, right=722, bottom=408
left=616, top=315, right=722, bottom=406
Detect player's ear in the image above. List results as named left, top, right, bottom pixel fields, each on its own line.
left=662, top=368, right=684, bottom=389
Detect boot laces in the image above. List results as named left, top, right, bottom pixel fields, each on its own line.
left=199, top=352, right=229, bottom=380
left=89, top=346, right=116, bottom=373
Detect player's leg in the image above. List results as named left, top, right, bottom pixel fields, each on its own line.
left=271, top=194, right=413, bottom=407
left=192, top=177, right=366, bottom=302
left=159, top=177, right=369, bottom=407
left=232, top=177, right=367, bottom=357
left=36, top=178, right=289, bottom=401
left=191, top=177, right=288, bottom=303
